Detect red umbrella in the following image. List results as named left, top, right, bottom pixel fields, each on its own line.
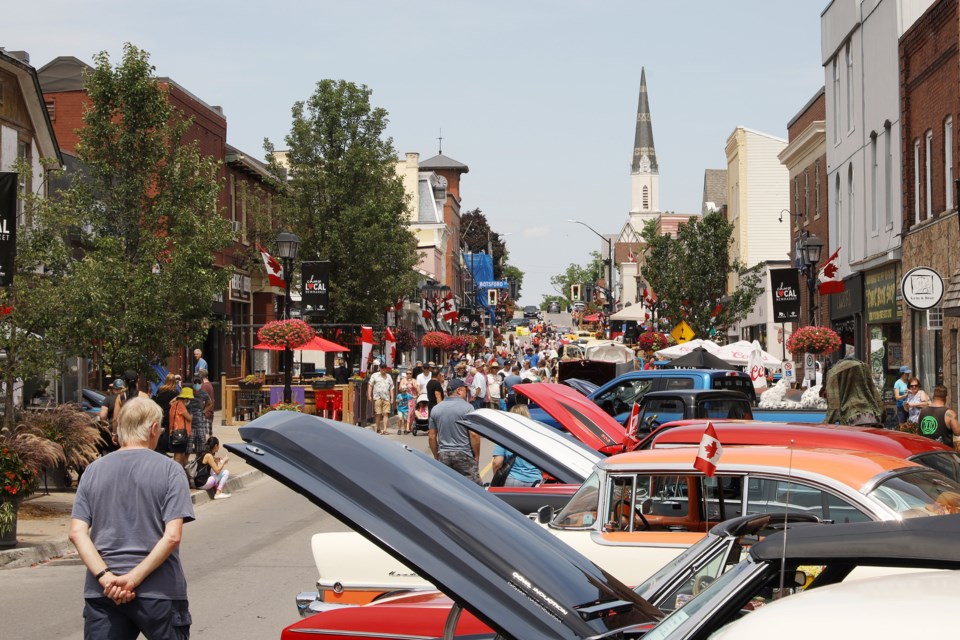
left=254, top=336, right=349, bottom=352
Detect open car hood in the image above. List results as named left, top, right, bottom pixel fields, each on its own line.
left=516, top=383, right=629, bottom=454
left=460, top=408, right=600, bottom=484
left=228, top=412, right=660, bottom=639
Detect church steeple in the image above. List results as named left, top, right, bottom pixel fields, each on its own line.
left=632, top=67, right=658, bottom=175
left=630, top=67, right=660, bottom=214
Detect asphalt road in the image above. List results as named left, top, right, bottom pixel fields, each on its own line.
left=0, top=432, right=500, bottom=639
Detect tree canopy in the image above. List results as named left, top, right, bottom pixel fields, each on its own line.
left=265, top=79, right=419, bottom=323
left=547, top=251, right=606, bottom=307
left=15, top=44, right=233, bottom=385
left=639, top=212, right=762, bottom=337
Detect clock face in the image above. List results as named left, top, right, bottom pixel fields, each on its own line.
left=638, top=155, right=651, bottom=173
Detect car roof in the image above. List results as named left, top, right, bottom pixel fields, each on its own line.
left=602, top=446, right=922, bottom=490
left=649, top=421, right=954, bottom=458
left=640, top=389, right=752, bottom=400
left=752, top=514, right=960, bottom=566
left=228, top=412, right=662, bottom=638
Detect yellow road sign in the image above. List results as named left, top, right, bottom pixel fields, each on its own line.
left=671, top=321, right=695, bottom=344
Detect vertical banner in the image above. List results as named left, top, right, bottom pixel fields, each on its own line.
left=0, top=173, right=18, bottom=287
left=770, top=268, right=801, bottom=322
left=301, top=261, right=331, bottom=317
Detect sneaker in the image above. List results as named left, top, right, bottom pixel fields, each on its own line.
left=214, top=492, right=232, bottom=500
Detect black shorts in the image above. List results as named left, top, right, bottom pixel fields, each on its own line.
left=83, top=597, right=191, bottom=640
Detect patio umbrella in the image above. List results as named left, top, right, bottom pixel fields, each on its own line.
left=253, top=336, right=349, bottom=352
left=713, top=340, right=782, bottom=368
left=663, top=347, right=736, bottom=370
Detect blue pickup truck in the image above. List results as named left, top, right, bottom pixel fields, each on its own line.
left=529, top=369, right=826, bottom=427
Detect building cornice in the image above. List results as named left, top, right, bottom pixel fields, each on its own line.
left=778, top=121, right=826, bottom=170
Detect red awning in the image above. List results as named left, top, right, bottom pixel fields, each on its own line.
left=254, top=336, right=350, bottom=352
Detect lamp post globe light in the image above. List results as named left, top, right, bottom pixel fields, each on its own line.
left=800, top=233, right=823, bottom=327
left=276, top=231, right=301, bottom=403
left=567, top=220, right=614, bottom=313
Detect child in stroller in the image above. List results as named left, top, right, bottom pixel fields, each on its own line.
left=412, top=394, right=430, bottom=436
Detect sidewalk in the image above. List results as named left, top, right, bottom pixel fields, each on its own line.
left=1, top=410, right=407, bottom=570
left=0, top=411, right=264, bottom=570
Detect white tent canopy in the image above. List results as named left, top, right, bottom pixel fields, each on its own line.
left=654, top=339, right=720, bottom=360
left=609, top=304, right=647, bottom=321
left=712, top=340, right=782, bottom=368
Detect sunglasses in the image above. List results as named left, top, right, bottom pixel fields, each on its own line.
left=909, top=384, right=919, bottom=388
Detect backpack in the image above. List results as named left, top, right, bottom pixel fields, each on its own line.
left=183, top=457, right=200, bottom=489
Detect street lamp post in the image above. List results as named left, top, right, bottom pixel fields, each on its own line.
left=800, top=233, right=823, bottom=327
left=275, top=231, right=301, bottom=403
left=567, top=220, right=614, bottom=313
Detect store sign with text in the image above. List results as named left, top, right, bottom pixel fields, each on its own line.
left=302, top=261, right=330, bottom=316
left=770, top=268, right=801, bottom=321
left=0, top=173, right=18, bottom=287
left=865, top=265, right=901, bottom=324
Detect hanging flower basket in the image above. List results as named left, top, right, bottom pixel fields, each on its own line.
left=257, top=319, right=316, bottom=349
left=786, top=326, right=842, bottom=355
left=637, top=331, right=672, bottom=352
left=421, top=331, right=453, bottom=350
left=447, top=335, right=469, bottom=353
left=394, top=327, right=418, bottom=352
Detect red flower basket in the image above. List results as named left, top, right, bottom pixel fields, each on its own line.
left=637, top=331, right=672, bottom=352
left=257, top=319, right=316, bottom=349
left=421, top=331, right=453, bottom=350
left=786, top=326, right=841, bottom=355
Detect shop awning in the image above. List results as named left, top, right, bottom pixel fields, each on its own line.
left=943, top=270, right=960, bottom=317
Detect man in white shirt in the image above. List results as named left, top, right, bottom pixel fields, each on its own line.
left=470, top=363, right=488, bottom=409
left=416, top=362, right=433, bottom=390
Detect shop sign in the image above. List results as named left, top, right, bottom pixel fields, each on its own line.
left=770, top=268, right=801, bottom=321
left=229, top=273, right=251, bottom=302
left=900, top=266, right=944, bottom=310
left=830, top=272, right=863, bottom=320
left=0, top=173, right=18, bottom=287
left=864, top=265, right=901, bottom=324
left=302, top=261, right=330, bottom=317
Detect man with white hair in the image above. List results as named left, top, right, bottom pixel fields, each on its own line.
left=70, top=397, right=194, bottom=639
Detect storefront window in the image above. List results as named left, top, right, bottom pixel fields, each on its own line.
left=912, top=309, right=943, bottom=388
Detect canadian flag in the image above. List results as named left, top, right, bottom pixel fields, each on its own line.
left=442, top=292, right=458, bottom=322
left=693, top=422, right=723, bottom=477
left=817, top=247, right=844, bottom=295
left=625, top=402, right=641, bottom=440
left=360, top=326, right=374, bottom=372
left=627, top=248, right=636, bottom=263
left=384, top=328, right=396, bottom=368
left=256, top=243, right=285, bottom=289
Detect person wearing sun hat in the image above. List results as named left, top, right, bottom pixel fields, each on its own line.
left=893, top=365, right=912, bottom=429
left=167, top=386, right=194, bottom=468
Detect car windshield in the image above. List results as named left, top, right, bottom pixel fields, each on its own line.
left=911, top=451, right=960, bottom=483
left=867, top=470, right=960, bottom=517
left=552, top=470, right=601, bottom=528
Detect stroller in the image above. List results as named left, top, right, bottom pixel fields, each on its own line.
left=412, top=394, right=430, bottom=436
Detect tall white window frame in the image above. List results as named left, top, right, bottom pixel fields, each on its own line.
left=833, top=58, right=841, bottom=142
left=914, top=138, right=921, bottom=223
left=835, top=173, right=843, bottom=248
left=870, top=133, right=878, bottom=232
left=946, top=117, right=954, bottom=210
left=804, top=170, right=810, bottom=224
left=847, top=164, right=854, bottom=258
left=815, top=159, right=821, bottom=219
left=845, top=42, right=854, bottom=134
left=925, top=130, right=934, bottom=219
left=794, top=176, right=800, bottom=228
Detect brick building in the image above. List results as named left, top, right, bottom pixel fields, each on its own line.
left=37, top=56, right=280, bottom=391
left=899, top=0, right=959, bottom=401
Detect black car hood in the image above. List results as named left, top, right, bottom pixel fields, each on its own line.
left=459, top=408, right=599, bottom=484
left=229, top=412, right=660, bottom=639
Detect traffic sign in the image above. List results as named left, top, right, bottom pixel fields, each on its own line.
left=804, top=353, right=816, bottom=381
left=477, top=280, right=509, bottom=289
left=782, top=360, right=795, bottom=382
left=671, top=321, right=695, bottom=344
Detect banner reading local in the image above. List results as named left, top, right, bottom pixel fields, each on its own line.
left=301, top=261, right=331, bottom=317
left=0, top=173, right=18, bottom=287
left=770, top=268, right=801, bottom=322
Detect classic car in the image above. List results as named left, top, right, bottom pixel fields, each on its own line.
left=641, top=514, right=960, bottom=640
left=226, top=411, right=663, bottom=640
left=641, top=419, right=960, bottom=482
left=709, top=568, right=959, bottom=639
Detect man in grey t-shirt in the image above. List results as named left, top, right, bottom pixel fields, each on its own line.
left=71, top=397, right=195, bottom=639
left=428, top=378, right=481, bottom=484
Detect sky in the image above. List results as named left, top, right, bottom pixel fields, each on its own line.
left=6, top=0, right=827, bottom=305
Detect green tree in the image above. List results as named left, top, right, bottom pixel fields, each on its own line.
left=265, top=80, right=419, bottom=323
left=549, top=251, right=605, bottom=305
left=49, top=44, right=233, bottom=376
left=639, top=212, right=762, bottom=337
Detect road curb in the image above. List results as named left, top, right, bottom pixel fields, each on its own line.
left=0, top=469, right=264, bottom=570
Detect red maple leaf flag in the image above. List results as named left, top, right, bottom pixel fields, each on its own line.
left=384, top=328, right=396, bottom=368
left=627, top=248, right=636, bottom=263
left=256, top=243, right=285, bottom=289
left=625, top=402, right=641, bottom=440
left=693, top=422, right=723, bottom=477
left=817, top=247, right=844, bottom=295
left=360, top=326, right=374, bottom=372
